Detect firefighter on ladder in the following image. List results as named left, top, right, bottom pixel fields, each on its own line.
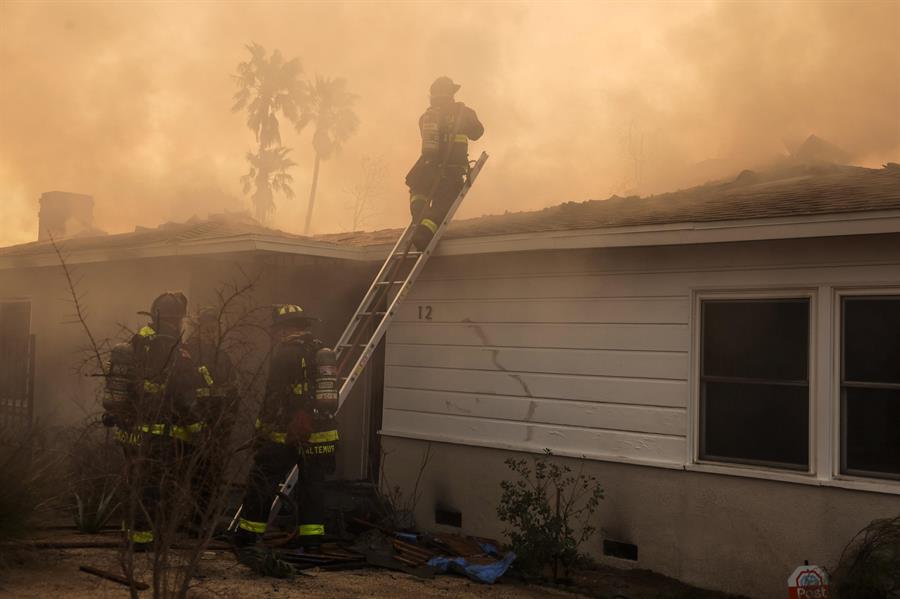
left=102, top=292, right=203, bottom=549
left=234, top=304, right=339, bottom=548
left=407, top=76, right=484, bottom=251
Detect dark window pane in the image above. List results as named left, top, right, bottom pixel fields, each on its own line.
left=701, top=381, right=809, bottom=468
left=843, top=387, right=900, bottom=478
left=844, top=297, right=900, bottom=384
left=0, top=302, right=32, bottom=398
left=702, top=299, right=809, bottom=381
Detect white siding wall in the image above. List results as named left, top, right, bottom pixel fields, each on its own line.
left=381, top=234, right=900, bottom=469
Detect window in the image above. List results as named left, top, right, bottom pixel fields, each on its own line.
left=0, top=301, right=33, bottom=430
left=841, top=296, right=900, bottom=480
left=699, top=298, right=810, bottom=470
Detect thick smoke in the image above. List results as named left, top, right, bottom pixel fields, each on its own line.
left=0, top=1, right=897, bottom=246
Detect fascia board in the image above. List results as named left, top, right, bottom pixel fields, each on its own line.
left=428, top=209, right=900, bottom=257
left=0, top=234, right=367, bottom=270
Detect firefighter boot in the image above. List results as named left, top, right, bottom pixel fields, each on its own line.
left=412, top=217, right=437, bottom=251
left=232, top=527, right=261, bottom=548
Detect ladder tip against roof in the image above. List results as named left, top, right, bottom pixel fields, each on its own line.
left=333, top=152, right=489, bottom=413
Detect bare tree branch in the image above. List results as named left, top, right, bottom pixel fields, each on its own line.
left=50, top=233, right=106, bottom=376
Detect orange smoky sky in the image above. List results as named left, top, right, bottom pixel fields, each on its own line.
left=1, top=0, right=898, bottom=246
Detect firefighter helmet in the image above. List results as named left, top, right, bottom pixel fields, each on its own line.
left=149, top=292, right=187, bottom=323
left=272, top=304, right=315, bottom=329
left=430, top=76, right=460, bottom=98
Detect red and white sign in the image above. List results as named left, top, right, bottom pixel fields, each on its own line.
left=788, top=565, right=829, bottom=599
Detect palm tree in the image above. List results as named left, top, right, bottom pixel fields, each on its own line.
left=297, top=76, right=359, bottom=234
left=232, top=43, right=307, bottom=221
left=240, top=147, right=297, bottom=223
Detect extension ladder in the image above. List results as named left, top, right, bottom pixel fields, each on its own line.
left=334, top=151, right=489, bottom=411
left=228, top=152, right=489, bottom=533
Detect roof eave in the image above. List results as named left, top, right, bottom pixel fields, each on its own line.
left=0, top=232, right=375, bottom=271
left=426, top=208, right=900, bottom=258
left=2, top=208, right=899, bottom=271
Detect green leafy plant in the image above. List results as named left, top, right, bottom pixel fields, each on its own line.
left=497, top=449, right=604, bottom=580
left=73, top=482, right=119, bottom=533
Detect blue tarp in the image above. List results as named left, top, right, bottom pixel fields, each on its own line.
left=426, top=550, right=517, bottom=584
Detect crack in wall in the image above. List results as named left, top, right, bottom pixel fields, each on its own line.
left=463, top=317, right=536, bottom=444
left=462, top=317, right=534, bottom=398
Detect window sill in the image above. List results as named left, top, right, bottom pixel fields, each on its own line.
left=686, top=462, right=900, bottom=496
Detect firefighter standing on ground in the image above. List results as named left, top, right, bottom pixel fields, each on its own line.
left=234, top=304, right=339, bottom=548
left=185, top=306, right=239, bottom=526
left=103, top=292, right=204, bottom=548
left=406, top=76, right=484, bottom=250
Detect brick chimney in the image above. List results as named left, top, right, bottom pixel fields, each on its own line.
left=38, top=191, right=95, bottom=240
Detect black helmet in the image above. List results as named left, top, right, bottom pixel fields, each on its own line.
left=430, top=76, right=460, bottom=98
left=149, top=292, right=187, bottom=323
left=272, top=304, right=315, bottom=329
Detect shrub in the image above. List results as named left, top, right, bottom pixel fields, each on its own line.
left=497, top=449, right=604, bottom=579
left=832, top=515, right=900, bottom=598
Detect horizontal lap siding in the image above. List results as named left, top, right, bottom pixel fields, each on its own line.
left=387, top=322, right=689, bottom=351
left=386, top=366, right=688, bottom=407
left=383, top=254, right=693, bottom=465
left=385, top=388, right=686, bottom=435
left=410, top=272, right=690, bottom=299
left=386, top=344, right=687, bottom=379
left=382, top=410, right=687, bottom=465
left=382, top=236, right=900, bottom=467
left=394, top=297, right=689, bottom=324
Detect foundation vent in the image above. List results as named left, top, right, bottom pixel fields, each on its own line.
left=434, top=508, right=462, bottom=528
left=603, top=539, right=638, bottom=561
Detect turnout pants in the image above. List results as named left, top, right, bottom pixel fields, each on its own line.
left=118, top=429, right=193, bottom=546
left=406, top=159, right=465, bottom=250
left=237, top=440, right=328, bottom=541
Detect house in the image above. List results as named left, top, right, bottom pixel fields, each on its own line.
left=2, top=161, right=899, bottom=596
left=369, top=162, right=900, bottom=598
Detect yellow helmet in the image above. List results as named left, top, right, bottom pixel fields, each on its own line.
left=272, top=304, right=315, bottom=328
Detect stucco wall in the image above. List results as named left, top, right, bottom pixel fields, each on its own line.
left=381, top=436, right=898, bottom=598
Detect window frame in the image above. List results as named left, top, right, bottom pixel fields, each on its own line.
left=834, top=288, right=900, bottom=483
left=692, top=289, right=817, bottom=475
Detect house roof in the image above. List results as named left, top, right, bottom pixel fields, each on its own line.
left=2, top=161, right=899, bottom=269
left=0, top=212, right=303, bottom=257
left=318, top=162, right=900, bottom=245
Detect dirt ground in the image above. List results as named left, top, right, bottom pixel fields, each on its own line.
left=0, top=532, right=742, bottom=599
left=0, top=546, right=580, bottom=599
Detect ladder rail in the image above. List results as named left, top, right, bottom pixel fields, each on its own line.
left=336, top=151, right=489, bottom=412
left=333, top=225, right=416, bottom=359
